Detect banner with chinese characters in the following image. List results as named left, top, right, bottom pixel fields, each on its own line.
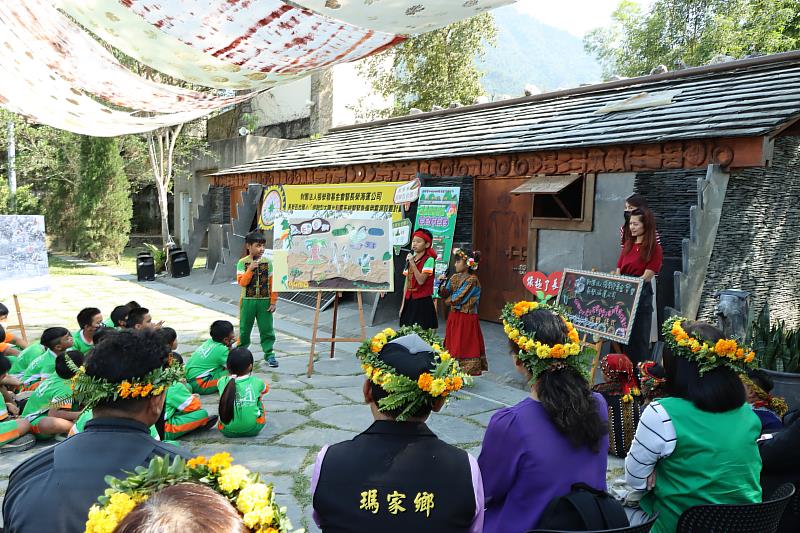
left=259, top=182, right=406, bottom=231
left=556, top=269, right=644, bottom=344
left=412, top=187, right=460, bottom=298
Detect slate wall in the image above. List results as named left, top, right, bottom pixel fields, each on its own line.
left=697, top=136, right=800, bottom=327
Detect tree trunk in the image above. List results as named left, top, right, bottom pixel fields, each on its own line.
left=146, top=123, right=184, bottom=246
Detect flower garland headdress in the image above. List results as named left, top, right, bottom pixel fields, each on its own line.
left=739, top=374, right=788, bottom=417
left=663, top=316, right=756, bottom=375
left=452, top=248, right=479, bottom=271
left=501, top=300, right=592, bottom=383
left=85, top=453, right=300, bottom=533
left=68, top=356, right=184, bottom=409
left=356, top=325, right=471, bottom=421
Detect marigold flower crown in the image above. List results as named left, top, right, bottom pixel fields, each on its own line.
left=355, top=325, right=471, bottom=421
left=85, top=453, right=300, bottom=533
left=501, top=301, right=592, bottom=383
left=452, top=248, right=478, bottom=271
left=663, top=316, right=756, bottom=375
left=68, top=355, right=184, bottom=409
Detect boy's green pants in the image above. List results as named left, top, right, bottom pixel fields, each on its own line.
left=239, top=298, right=276, bottom=360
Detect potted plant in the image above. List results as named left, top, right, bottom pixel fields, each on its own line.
left=749, top=305, right=800, bottom=411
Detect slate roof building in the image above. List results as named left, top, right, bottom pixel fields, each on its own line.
left=206, top=51, right=800, bottom=328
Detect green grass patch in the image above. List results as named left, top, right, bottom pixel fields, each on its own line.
left=47, top=254, right=104, bottom=276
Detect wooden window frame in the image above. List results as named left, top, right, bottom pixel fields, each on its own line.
left=528, top=173, right=596, bottom=231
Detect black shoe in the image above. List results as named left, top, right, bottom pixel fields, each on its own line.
left=0, top=433, right=36, bottom=454
left=202, top=415, right=219, bottom=431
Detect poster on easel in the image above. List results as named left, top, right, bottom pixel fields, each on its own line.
left=0, top=215, right=50, bottom=295
left=271, top=217, right=393, bottom=292
left=412, top=187, right=460, bottom=297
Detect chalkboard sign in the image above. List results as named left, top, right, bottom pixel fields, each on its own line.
left=556, top=269, right=643, bottom=344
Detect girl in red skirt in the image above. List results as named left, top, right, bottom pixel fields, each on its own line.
left=439, top=248, right=487, bottom=376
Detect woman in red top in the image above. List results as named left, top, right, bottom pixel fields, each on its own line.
left=615, top=208, right=662, bottom=365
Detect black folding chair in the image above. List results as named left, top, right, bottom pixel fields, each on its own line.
left=529, top=512, right=658, bottom=533
left=676, top=483, right=795, bottom=533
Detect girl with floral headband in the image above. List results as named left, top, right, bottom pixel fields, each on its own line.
left=480, top=302, right=608, bottom=532
left=438, top=248, right=486, bottom=376
left=399, top=228, right=439, bottom=331
left=624, top=318, right=762, bottom=533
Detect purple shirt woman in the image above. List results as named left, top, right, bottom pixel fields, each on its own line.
left=480, top=301, right=609, bottom=533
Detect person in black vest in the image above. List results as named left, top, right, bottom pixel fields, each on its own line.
left=2, top=329, right=188, bottom=533
left=312, top=328, right=482, bottom=533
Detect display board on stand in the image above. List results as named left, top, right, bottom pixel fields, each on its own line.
left=556, top=269, right=644, bottom=381
left=0, top=215, right=50, bottom=342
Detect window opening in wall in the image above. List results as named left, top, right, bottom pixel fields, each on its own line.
left=512, top=173, right=595, bottom=231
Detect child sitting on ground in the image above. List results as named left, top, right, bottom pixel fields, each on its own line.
left=185, top=321, right=235, bottom=395
left=217, top=347, right=268, bottom=438
left=21, top=327, right=74, bottom=391
left=157, top=328, right=216, bottom=440
left=0, top=304, right=29, bottom=356
left=103, top=305, right=131, bottom=330
left=0, top=355, right=34, bottom=452
left=0, top=325, right=23, bottom=390
left=741, top=368, right=787, bottom=433
left=21, top=350, right=83, bottom=439
left=72, top=307, right=104, bottom=354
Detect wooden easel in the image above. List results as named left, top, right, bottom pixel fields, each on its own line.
left=582, top=334, right=605, bottom=385
left=5, top=295, right=28, bottom=343
left=307, top=291, right=367, bottom=377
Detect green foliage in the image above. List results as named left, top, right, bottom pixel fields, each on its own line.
left=585, top=0, right=800, bottom=78
left=359, top=13, right=497, bottom=118
left=750, top=304, right=800, bottom=373
left=0, top=182, right=40, bottom=215
left=143, top=242, right=167, bottom=273
left=76, top=136, right=133, bottom=261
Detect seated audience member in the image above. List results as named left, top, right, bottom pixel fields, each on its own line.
left=0, top=355, right=34, bottom=452
left=21, top=327, right=74, bottom=391
left=127, top=307, right=156, bottom=331
left=481, top=302, right=608, bottom=533
left=126, top=300, right=142, bottom=310
left=7, top=337, right=46, bottom=378
left=103, top=304, right=131, bottom=329
left=625, top=318, right=762, bottom=533
left=760, top=410, right=800, bottom=533
left=312, top=329, right=481, bottom=532
left=0, top=310, right=28, bottom=356
left=185, top=321, right=235, bottom=395
left=72, top=307, right=104, bottom=354
left=638, top=361, right=667, bottom=407
left=158, top=330, right=216, bottom=440
left=0, top=324, right=22, bottom=389
left=217, top=348, right=267, bottom=438
left=741, top=368, right=787, bottom=433
left=593, top=353, right=641, bottom=458
left=2, top=329, right=188, bottom=532
left=112, top=483, right=246, bottom=533
left=90, top=326, right=113, bottom=347
left=21, top=350, right=84, bottom=439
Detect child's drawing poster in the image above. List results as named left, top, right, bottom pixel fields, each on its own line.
left=0, top=215, right=50, bottom=295
left=272, top=217, right=393, bottom=292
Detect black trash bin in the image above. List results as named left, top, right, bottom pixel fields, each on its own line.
left=136, top=252, right=155, bottom=281
left=169, top=248, right=190, bottom=278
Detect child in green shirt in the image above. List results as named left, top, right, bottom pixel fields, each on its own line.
left=68, top=408, right=161, bottom=440
left=21, top=327, right=74, bottom=391
left=236, top=231, right=278, bottom=367
left=9, top=340, right=44, bottom=376
left=185, top=321, right=235, bottom=395
left=22, top=351, right=83, bottom=439
left=217, top=347, right=268, bottom=438
left=103, top=305, right=131, bottom=330
left=72, top=307, right=103, bottom=355
left=157, top=328, right=216, bottom=439
left=0, top=355, right=34, bottom=451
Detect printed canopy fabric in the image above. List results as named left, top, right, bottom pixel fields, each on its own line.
left=0, top=0, right=253, bottom=114
left=58, top=0, right=403, bottom=90
left=294, top=0, right=516, bottom=34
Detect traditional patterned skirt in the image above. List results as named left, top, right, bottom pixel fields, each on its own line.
left=445, top=311, right=487, bottom=376
left=603, top=393, right=641, bottom=458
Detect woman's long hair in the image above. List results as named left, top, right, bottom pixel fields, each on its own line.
left=663, top=321, right=746, bottom=413
left=218, top=348, right=253, bottom=425
left=514, top=310, right=608, bottom=452
left=623, top=207, right=658, bottom=262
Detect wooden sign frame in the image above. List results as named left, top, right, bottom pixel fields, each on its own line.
left=306, top=291, right=366, bottom=377
left=556, top=269, right=644, bottom=344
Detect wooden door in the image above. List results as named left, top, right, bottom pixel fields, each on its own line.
left=474, top=178, right=531, bottom=322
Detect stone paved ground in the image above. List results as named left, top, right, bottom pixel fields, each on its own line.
left=0, top=258, right=624, bottom=531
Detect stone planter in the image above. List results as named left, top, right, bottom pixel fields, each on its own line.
left=761, top=368, right=800, bottom=412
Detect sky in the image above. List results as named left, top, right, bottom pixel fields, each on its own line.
left=512, top=0, right=647, bottom=38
